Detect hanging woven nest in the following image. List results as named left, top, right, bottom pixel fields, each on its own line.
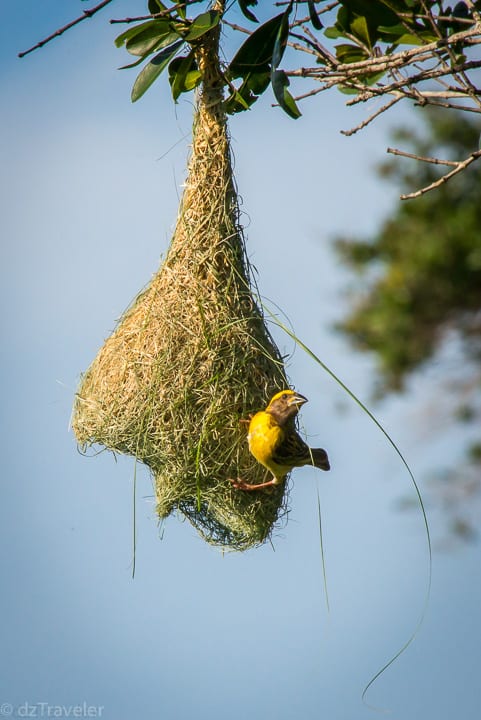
left=72, top=16, right=290, bottom=550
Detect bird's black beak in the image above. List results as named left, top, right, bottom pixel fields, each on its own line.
left=288, top=392, right=308, bottom=407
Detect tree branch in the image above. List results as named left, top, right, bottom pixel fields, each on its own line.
left=221, top=19, right=251, bottom=35
left=397, top=149, right=481, bottom=200
left=18, top=0, right=114, bottom=58
left=109, top=2, right=202, bottom=25
left=289, top=24, right=481, bottom=79
left=387, top=147, right=460, bottom=166
left=341, top=96, right=403, bottom=136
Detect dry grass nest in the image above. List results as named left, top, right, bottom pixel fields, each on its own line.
left=72, top=38, right=290, bottom=551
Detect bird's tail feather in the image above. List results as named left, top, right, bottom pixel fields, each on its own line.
left=311, top=448, right=330, bottom=471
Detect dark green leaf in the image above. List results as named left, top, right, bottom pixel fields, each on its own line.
left=119, top=55, right=148, bottom=70
left=453, top=1, right=470, bottom=19
left=308, top=1, right=323, bottom=30
left=246, top=71, right=270, bottom=95
left=169, top=51, right=201, bottom=100
left=127, top=21, right=179, bottom=57
left=238, top=0, right=259, bottom=23
left=224, top=70, right=271, bottom=115
left=131, top=40, right=183, bottom=102
left=229, top=12, right=286, bottom=78
left=362, top=69, right=386, bottom=85
left=233, top=90, right=253, bottom=111
left=335, top=43, right=369, bottom=63
left=350, top=15, right=372, bottom=48
left=272, top=3, right=291, bottom=70
left=148, top=0, right=167, bottom=13
left=115, top=21, right=151, bottom=48
left=271, top=70, right=301, bottom=119
left=115, top=19, right=180, bottom=57
left=183, top=10, right=220, bottom=42
left=168, top=55, right=187, bottom=75
left=340, top=0, right=398, bottom=27
left=324, top=26, right=343, bottom=39
left=377, top=23, right=407, bottom=41
left=395, top=31, right=437, bottom=46
left=115, top=20, right=165, bottom=48
left=224, top=87, right=255, bottom=114
left=336, top=5, right=350, bottom=32
left=183, top=70, right=202, bottom=91
left=338, top=83, right=361, bottom=94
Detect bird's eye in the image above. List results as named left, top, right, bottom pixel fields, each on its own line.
left=281, top=393, right=288, bottom=400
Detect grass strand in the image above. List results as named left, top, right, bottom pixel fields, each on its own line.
left=317, top=485, right=330, bottom=614
left=132, top=460, right=137, bottom=580
left=266, top=309, right=432, bottom=702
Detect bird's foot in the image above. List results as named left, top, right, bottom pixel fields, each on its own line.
left=229, top=477, right=278, bottom=492
left=239, top=415, right=253, bottom=427
left=229, top=477, right=253, bottom=490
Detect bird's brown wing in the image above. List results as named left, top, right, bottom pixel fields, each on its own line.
left=271, top=430, right=311, bottom=467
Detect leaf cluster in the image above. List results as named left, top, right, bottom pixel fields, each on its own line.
left=113, top=1, right=481, bottom=113
left=115, top=4, right=220, bottom=101
left=114, top=0, right=302, bottom=116
left=327, top=0, right=478, bottom=57
left=19, top=1, right=481, bottom=186
left=13, top=0, right=481, bottom=207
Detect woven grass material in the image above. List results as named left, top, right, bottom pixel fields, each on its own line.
left=72, top=19, right=290, bottom=550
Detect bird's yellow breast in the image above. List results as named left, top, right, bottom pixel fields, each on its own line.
left=247, top=411, right=284, bottom=474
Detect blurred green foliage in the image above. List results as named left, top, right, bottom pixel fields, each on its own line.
left=336, top=109, right=481, bottom=541
left=336, top=109, right=481, bottom=392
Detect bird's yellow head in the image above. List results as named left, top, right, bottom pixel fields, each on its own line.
left=265, top=389, right=308, bottom=425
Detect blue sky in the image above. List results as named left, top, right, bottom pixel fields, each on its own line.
left=2, top=2, right=480, bottom=719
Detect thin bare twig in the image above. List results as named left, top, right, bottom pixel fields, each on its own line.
left=412, top=89, right=481, bottom=97
left=109, top=1, right=200, bottom=25
left=288, top=39, right=319, bottom=57
left=291, top=15, right=313, bottom=30
left=292, top=85, right=325, bottom=102
left=399, top=149, right=481, bottom=200
left=109, top=15, right=160, bottom=25
left=302, top=25, right=338, bottom=66
left=290, top=24, right=481, bottom=77
left=275, top=0, right=305, bottom=3
left=18, top=0, right=113, bottom=58
left=414, top=99, right=481, bottom=113
left=276, top=0, right=341, bottom=16
left=421, top=0, right=479, bottom=102
left=290, top=31, right=326, bottom=58
left=315, top=0, right=339, bottom=12
left=314, top=54, right=481, bottom=110
left=287, top=2, right=338, bottom=27
left=387, top=147, right=460, bottom=166
left=398, top=12, right=476, bottom=25
left=359, top=59, right=481, bottom=104
left=222, top=19, right=251, bottom=35
left=341, top=95, right=403, bottom=136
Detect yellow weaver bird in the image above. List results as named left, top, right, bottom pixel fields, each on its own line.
left=231, top=389, right=330, bottom=491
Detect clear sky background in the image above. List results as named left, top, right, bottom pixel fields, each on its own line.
left=2, top=2, right=480, bottom=719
